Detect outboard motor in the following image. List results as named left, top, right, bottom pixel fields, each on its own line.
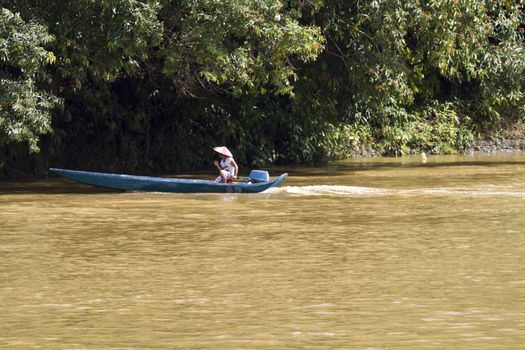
left=249, top=170, right=270, bottom=183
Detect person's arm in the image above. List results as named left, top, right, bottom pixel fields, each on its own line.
left=230, top=158, right=238, bottom=178
left=213, top=160, right=222, bottom=170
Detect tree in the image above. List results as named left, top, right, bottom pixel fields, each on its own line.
left=1, top=1, right=324, bottom=175
left=160, top=0, right=323, bottom=96
left=0, top=8, right=58, bottom=153
left=289, top=0, right=525, bottom=156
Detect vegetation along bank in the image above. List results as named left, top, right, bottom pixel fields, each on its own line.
left=1, top=1, right=524, bottom=178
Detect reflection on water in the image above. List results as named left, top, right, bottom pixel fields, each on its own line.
left=1, top=153, right=525, bottom=349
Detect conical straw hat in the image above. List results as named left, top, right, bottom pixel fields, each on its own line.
left=212, top=146, right=233, bottom=157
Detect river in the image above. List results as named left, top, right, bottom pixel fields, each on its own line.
left=1, top=153, right=524, bottom=349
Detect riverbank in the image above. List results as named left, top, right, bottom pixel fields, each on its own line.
left=468, top=123, right=525, bottom=154
left=2, top=127, right=524, bottom=180
left=347, top=129, right=525, bottom=158
left=469, top=136, right=525, bottom=154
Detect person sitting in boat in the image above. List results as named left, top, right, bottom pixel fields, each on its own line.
left=212, top=146, right=238, bottom=183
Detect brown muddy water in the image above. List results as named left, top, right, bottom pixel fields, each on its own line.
left=1, top=153, right=524, bottom=349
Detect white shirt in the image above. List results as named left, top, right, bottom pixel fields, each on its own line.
left=220, top=157, right=235, bottom=175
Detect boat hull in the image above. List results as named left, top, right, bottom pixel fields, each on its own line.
left=49, top=168, right=287, bottom=193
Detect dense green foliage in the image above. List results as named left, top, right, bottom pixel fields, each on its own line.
left=295, top=0, right=525, bottom=158
left=0, top=8, right=58, bottom=155
left=1, top=1, right=524, bottom=177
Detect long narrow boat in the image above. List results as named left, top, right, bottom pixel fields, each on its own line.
left=49, top=168, right=287, bottom=193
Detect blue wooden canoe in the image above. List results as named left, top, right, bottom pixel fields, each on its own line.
left=49, top=168, right=288, bottom=193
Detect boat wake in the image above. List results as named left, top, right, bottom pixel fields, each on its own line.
left=267, top=185, right=525, bottom=197
left=268, top=185, right=393, bottom=196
